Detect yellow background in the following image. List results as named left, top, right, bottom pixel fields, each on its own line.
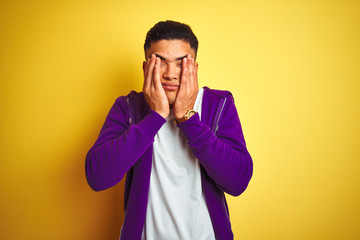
left=1, top=0, right=359, bottom=239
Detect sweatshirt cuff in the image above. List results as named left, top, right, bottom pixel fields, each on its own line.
left=176, top=113, right=203, bottom=138
left=136, top=110, right=166, bottom=139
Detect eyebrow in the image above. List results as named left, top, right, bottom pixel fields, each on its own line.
left=154, top=54, right=187, bottom=61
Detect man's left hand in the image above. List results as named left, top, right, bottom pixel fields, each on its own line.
left=173, top=54, right=199, bottom=119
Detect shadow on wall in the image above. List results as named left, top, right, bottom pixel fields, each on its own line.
left=65, top=59, right=140, bottom=239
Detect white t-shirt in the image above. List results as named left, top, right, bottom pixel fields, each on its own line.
left=141, top=88, right=215, bottom=240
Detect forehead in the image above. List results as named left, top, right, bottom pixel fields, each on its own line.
left=145, top=39, right=195, bottom=60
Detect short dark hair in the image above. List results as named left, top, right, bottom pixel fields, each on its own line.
left=144, top=20, right=198, bottom=56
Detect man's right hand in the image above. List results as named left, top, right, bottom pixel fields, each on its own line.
left=143, top=54, right=169, bottom=119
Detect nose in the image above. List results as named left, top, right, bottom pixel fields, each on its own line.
left=163, top=63, right=179, bottom=81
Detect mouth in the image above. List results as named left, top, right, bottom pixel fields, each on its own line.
left=161, top=83, right=179, bottom=91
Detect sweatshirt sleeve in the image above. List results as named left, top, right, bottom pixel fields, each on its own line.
left=177, top=94, right=253, bottom=196
left=85, top=96, right=166, bottom=191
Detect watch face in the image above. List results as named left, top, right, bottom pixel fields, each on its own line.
left=188, top=110, right=197, bottom=118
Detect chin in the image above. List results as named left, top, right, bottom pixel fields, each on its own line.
left=165, top=91, right=177, bottom=105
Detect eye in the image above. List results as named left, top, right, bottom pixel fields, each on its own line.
left=160, top=61, right=166, bottom=67
left=176, top=62, right=182, bottom=68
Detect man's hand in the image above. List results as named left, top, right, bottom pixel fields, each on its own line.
left=143, top=54, right=169, bottom=119
left=173, top=54, right=199, bottom=119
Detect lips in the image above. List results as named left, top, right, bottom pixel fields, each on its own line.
left=161, top=83, right=179, bottom=91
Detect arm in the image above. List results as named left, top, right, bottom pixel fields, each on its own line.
left=85, top=99, right=166, bottom=191
left=177, top=94, right=253, bottom=196
left=86, top=54, right=169, bottom=191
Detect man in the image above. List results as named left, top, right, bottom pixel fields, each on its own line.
left=86, top=20, right=253, bottom=240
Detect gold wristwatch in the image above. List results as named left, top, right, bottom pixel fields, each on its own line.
left=175, top=109, right=197, bottom=125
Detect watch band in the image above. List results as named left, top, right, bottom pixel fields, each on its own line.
left=175, top=109, right=197, bottom=125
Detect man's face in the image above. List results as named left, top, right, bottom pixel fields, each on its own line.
left=144, top=39, right=197, bottom=105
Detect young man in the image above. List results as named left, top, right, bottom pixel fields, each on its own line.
left=85, top=20, right=253, bottom=240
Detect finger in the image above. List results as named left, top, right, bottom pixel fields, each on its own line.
left=187, top=55, right=195, bottom=89
left=190, top=56, right=199, bottom=91
left=180, top=57, right=188, bottom=89
left=153, top=57, right=162, bottom=90
left=144, top=54, right=155, bottom=89
left=143, top=56, right=150, bottom=75
left=188, top=54, right=194, bottom=74
left=194, top=61, right=199, bottom=87
left=143, top=55, right=152, bottom=79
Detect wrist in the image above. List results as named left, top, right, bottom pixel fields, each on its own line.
left=158, top=110, right=169, bottom=119
left=150, top=108, right=168, bottom=119
left=174, top=110, right=188, bottom=120
left=150, top=105, right=169, bottom=119
left=174, top=102, right=195, bottom=119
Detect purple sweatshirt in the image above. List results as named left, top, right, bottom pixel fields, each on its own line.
left=85, top=87, right=253, bottom=240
